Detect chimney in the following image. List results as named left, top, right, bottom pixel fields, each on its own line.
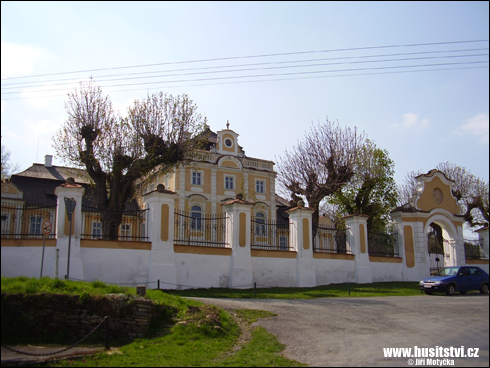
left=45, top=155, right=53, bottom=168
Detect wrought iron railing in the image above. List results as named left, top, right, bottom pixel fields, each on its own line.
left=81, top=206, right=149, bottom=241
left=313, top=227, right=350, bottom=254
left=1, top=203, right=57, bottom=239
left=250, top=218, right=292, bottom=251
left=174, top=211, right=228, bottom=248
left=368, top=231, right=399, bottom=257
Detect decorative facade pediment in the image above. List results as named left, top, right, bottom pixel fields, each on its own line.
left=413, top=170, right=462, bottom=216
left=1, top=182, right=23, bottom=200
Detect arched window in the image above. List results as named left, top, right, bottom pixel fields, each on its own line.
left=191, top=205, right=202, bottom=230
left=255, top=212, right=266, bottom=235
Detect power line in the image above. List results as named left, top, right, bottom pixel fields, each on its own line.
left=2, top=51, right=488, bottom=91
left=1, top=39, right=488, bottom=81
left=2, top=63, right=487, bottom=100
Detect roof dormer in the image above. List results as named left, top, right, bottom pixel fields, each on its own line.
left=216, top=121, right=244, bottom=157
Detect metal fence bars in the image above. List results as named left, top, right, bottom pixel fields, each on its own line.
left=174, top=210, right=228, bottom=248
left=250, top=217, right=292, bottom=251
left=81, top=206, right=149, bottom=241
left=464, top=239, right=485, bottom=260
left=1, top=203, right=57, bottom=239
left=313, top=227, right=349, bottom=254
left=368, top=231, right=399, bottom=257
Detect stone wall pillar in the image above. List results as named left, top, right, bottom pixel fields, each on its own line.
left=144, top=185, right=178, bottom=289
left=54, top=179, right=85, bottom=280
left=287, top=205, right=316, bottom=287
left=222, top=196, right=253, bottom=288
left=343, top=214, right=372, bottom=284
left=477, top=227, right=489, bottom=260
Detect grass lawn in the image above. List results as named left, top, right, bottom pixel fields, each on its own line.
left=163, top=281, right=422, bottom=299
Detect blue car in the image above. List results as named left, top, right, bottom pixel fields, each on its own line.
left=419, top=266, right=489, bottom=295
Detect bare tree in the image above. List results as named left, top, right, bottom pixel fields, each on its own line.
left=276, top=119, right=366, bottom=236
left=53, top=79, right=206, bottom=239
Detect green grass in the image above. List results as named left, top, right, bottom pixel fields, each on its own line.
left=1, top=276, right=135, bottom=296
left=163, top=281, right=421, bottom=299
left=1, top=277, right=305, bottom=367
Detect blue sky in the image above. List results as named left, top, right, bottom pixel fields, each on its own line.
left=1, top=1, right=489, bottom=189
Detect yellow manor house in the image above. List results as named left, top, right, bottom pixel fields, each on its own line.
left=146, top=124, right=282, bottom=222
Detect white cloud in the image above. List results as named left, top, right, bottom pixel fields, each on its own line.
left=454, top=114, right=489, bottom=144
left=391, top=113, right=429, bottom=130
left=1, top=42, right=49, bottom=79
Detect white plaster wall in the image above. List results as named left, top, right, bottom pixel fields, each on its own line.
left=314, top=259, right=356, bottom=285
left=80, top=248, right=150, bottom=286
left=174, top=253, right=232, bottom=289
left=370, top=261, right=404, bottom=282
left=252, top=257, right=297, bottom=287
left=1, top=247, right=57, bottom=278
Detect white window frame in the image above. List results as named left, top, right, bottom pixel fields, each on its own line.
left=255, top=212, right=266, bottom=236
left=190, top=205, right=203, bottom=230
left=91, top=221, right=102, bottom=239
left=224, top=175, right=235, bottom=190
left=120, top=222, right=131, bottom=240
left=256, top=179, right=265, bottom=194
left=29, top=215, right=42, bottom=235
left=192, top=170, right=203, bottom=186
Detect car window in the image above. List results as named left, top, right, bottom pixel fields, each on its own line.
left=470, top=267, right=482, bottom=276
left=459, top=268, right=470, bottom=276
left=437, top=267, right=458, bottom=276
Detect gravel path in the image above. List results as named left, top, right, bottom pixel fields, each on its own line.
left=190, top=294, right=489, bottom=367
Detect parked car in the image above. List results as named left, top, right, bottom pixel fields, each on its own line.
left=419, top=266, right=489, bottom=295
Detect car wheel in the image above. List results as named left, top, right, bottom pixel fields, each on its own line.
left=445, top=284, right=456, bottom=296
left=480, top=283, right=489, bottom=294
left=460, top=291, right=467, bottom=295
left=424, top=290, right=433, bottom=295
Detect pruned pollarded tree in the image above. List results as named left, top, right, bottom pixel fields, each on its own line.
left=398, top=163, right=489, bottom=228
left=328, top=139, right=399, bottom=232
left=276, top=119, right=366, bottom=237
left=53, top=80, right=207, bottom=239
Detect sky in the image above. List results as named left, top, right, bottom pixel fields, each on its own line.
left=1, top=1, right=489, bottom=191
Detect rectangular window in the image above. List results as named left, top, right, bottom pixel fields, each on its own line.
left=192, top=171, right=202, bottom=186
left=279, top=236, right=288, bottom=250
left=92, top=221, right=102, bottom=239
left=120, top=223, right=131, bottom=239
left=256, top=180, right=265, bottom=194
left=225, top=176, right=234, bottom=190
left=29, top=215, right=42, bottom=234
